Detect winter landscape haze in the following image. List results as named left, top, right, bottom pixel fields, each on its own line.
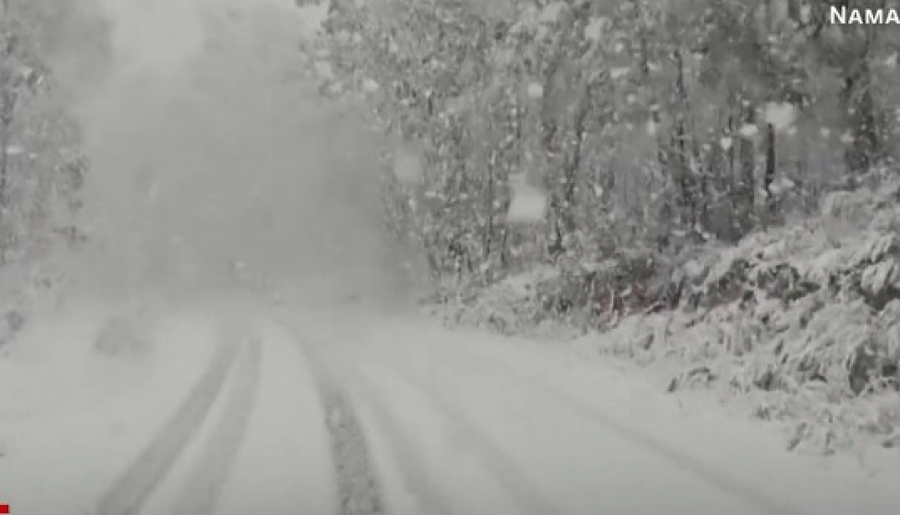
left=0, top=0, right=898, bottom=514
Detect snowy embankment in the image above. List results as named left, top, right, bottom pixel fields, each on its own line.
left=436, top=170, right=900, bottom=455
left=0, top=300, right=219, bottom=513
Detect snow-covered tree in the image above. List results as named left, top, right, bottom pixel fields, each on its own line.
left=0, top=1, right=90, bottom=344
left=316, top=0, right=900, bottom=299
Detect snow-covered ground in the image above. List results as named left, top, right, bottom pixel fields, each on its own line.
left=1, top=1, right=898, bottom=514
left=296, top=307, right=900, bottom=515
left=0, top=301, right=219, bottom=513
left=6, top=299, right=897, bottom=514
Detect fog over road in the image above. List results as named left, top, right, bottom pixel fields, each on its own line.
left=0, top=1, right=898, bottom=515
left=61, top=0, right=403, bottom=307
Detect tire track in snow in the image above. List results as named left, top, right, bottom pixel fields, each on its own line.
left=167, top=336, right=262, bottom=515
left=278, top=319, right=457, bottom=515
left=97, top=334, right=241, bottom=515
left=405, top=339, right=803, bottom=515
left=349, top=373, right=456, bottom=515
left=377, top=363, right=561, bottom=515
left=284, top=323, right=384, bottom=515
left=321, top=383, right=385, bottom=515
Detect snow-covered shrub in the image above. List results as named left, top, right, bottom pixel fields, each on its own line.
left=441, top=266, right=557, bottom=335
left=93, top=315, right=150, bottom=359
left=601, top=177, right=900, bottom=451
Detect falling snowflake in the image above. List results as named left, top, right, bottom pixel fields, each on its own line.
left=584, top=17, right=606, bottom=42
left=800, top=4, right=812, bottom=23
left=768, top=177, right=796, bottom=196
left=314, top=60, right=334, bottom=80
left=508, top=175, right=547, bottom=222
left=539, top=2, right=566, bottom=24
left=360, top=78, right=380, bottom=93
left=763, top=102, right=796, bottom=131
left=738, top=124, right=759, bottom=138
left=392, top=144, right=424, bottom=185
left=610, top=67, right=629, bottom=80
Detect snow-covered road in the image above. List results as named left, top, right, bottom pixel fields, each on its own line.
left=280, top=308, right=900, bottom=515
left=6, top=304, right=896, bottom=515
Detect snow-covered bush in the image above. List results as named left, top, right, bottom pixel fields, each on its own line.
left=93, top=314, right=150, bottom=359
left=590, top=176, right=900, bottom=452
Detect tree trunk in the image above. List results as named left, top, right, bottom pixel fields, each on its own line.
left=841, top=58, right=879, bottom=174
left=764, top=122, right=776, bottom=211
left=672, top=49, right=696, bottom=229
left=736, top=103, right=756, bottom=230
left=0, top=31, right=15, bottom=210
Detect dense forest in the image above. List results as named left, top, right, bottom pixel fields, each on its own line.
left=321, top=0, right=898, bottom=289
left=316, top=0, right=900, bottom=452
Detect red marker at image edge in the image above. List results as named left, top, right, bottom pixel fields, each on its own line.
left=0, top=503, right=9, bottom=513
